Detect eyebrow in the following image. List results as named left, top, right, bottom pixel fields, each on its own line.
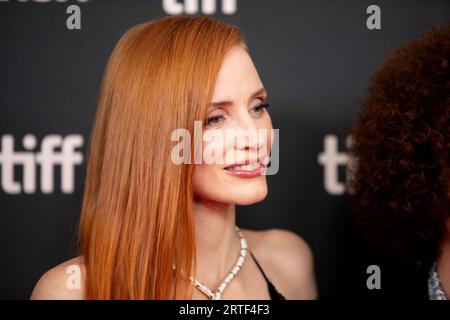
left=209, top=87, right=267, bottom=109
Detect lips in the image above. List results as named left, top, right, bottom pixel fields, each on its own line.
left=223, top=160, right=265, bottom=178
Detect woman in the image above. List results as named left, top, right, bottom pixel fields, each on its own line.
left=348, top=23, right=450, bottom=300
left=30, top=16, right=317, bottom=300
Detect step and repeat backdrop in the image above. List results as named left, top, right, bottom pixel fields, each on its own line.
left=0, top=0, right=449, bottom=299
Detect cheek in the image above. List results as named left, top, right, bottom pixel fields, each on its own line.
left=202, top=128, right=229, bottom=165
left=192, top=164, right=222, bottom=195
left=192, top=129, right=228, bottom=194
left=192, top=164, right=208, bottom=190
left=257, top=116, right=274, bottom=153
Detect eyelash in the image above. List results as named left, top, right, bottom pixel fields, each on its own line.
left=204, top=102, right=270, bottom=127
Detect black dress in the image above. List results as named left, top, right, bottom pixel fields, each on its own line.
left=249, top=251, right=286, bottom=300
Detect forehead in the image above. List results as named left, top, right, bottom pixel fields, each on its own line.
left=211, top=45, right=264, bottom=101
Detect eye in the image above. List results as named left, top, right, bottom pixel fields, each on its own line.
left=205, top=115, right=225, bottom=127
left=251, top=102, right=270, bottom=115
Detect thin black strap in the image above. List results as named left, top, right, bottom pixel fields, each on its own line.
left=249, top=250, right=286, bottom=300
left=249, top=251, right=271, bottom=282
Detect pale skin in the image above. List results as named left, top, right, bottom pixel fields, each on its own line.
left=30, top=44, right=318, bottom=300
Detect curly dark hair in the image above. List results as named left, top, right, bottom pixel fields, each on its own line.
left=348, top=23, right=450, bottom=268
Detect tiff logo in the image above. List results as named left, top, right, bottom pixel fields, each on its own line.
left=163, top=0, right=237, bottom=15
left=317, top=134, right=352, bottom=195
left=0, top=134, right=83, bottom=194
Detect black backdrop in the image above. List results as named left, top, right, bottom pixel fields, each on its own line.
left=0, top=0, right=449, bottom=299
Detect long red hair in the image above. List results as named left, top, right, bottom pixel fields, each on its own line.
left=78, top=16, right=246, bottom=299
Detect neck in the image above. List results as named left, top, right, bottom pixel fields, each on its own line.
left=437, top=217, right=450, bottom=298
left=193, top=197, right=241, bottom=288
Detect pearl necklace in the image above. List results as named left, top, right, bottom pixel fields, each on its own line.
left=173, top=226, right=247, bottom=300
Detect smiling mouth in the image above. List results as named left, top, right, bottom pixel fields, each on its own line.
left=224, top=162, right=261, bottom=171
left=223, top=161, right=264, bottom=178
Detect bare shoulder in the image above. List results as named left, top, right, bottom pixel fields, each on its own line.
left=30, top=256, right=86, bottom=300
left=241, top=228, right=318, bottom=300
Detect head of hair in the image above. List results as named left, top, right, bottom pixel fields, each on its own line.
left=348, top=23, right=450, bottom=268
left=78, top=15, right=246, bottom=299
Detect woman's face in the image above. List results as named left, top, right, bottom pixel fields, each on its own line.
left=193, top=44, right=273, bottom=205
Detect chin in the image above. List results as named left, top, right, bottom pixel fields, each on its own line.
left=193, top=171, right=269, bottom=205
left=232, top=184, right=268, bottom=205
